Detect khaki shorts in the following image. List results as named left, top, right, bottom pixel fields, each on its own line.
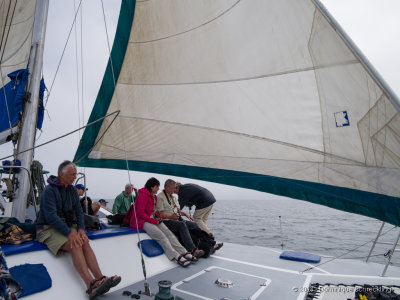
left=37, top=225, right=77, bottom=256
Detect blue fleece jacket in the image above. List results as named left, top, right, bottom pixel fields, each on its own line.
left=36, top=175, right=85, bottom=236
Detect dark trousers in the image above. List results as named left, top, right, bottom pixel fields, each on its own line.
left=163, top=220, right=199, bottom=251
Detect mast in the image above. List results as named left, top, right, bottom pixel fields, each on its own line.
left=12, top=0, right=49, bottom=221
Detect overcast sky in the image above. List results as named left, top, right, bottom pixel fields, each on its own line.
left=1, top=0, right=400, bottom=200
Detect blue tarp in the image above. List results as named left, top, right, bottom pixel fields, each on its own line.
left=0, top=69, right=46, bottom=134
left=9, top=263, right=52, bottom=298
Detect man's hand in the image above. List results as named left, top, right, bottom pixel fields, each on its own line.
left=78, top=229, right=89, bottom=243
left=169, top=214, right=179, bottom=220
left=68, top=231, right=83, bottom=249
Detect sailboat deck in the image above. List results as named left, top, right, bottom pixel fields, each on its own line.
left=105, top=242, right=400, bottom=300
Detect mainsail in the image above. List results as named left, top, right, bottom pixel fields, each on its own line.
left=0, top=0, right=37, bottom=144
left=75, top=0, right=400, bottom=225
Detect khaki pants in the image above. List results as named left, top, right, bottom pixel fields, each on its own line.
left=193, top=204, right=213, bottom=236
left=143, top=222, right=187, bottom=260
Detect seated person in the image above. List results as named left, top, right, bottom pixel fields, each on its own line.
left=157, top=179, right=204, bottom=258
left=36, top=160, right=121, bottom=298
left=112, top=183, right=137, bottom=215
left=129, top=177, right=194, bottom=267
left=98, top=199, right=112, bottom=213
left=76, top=184, right=100, bottom=216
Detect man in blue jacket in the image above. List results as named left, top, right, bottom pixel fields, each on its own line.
left=36, top=160, right=120, bottom=299
left=175, top=182, right=216, bottom=237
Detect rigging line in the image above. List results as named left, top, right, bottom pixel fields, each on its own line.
left=301, top=225, right=397, bottom=273
left=73, top=110, right=120, bottom=164
left=73, top=0, right=82, bottom=140
left=119, top=60, right=359, bottom=87
left=80, top=3, right=85, bottom=133
left=100, top=0, right=132, bottom=183
left=119, top=115, right=367, bottom=166
left=0, top=0, right=13, bottom=61
left=100, top=1, right=148, bottom=287
left=45, top=0, right=83, bottom=105
left=131, top=0, right=241, bottom=44
left=0, top=110, right=120, bottom=161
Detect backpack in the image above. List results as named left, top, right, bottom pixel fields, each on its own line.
left=121, top=205, right=134, bottom=227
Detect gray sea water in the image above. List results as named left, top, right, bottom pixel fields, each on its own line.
left=103, top=198, right=399, bottom=267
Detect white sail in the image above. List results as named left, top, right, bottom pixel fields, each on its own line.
left=76, top=0, right=400, bottom=224
left=0, top=0, right=36, bottom=85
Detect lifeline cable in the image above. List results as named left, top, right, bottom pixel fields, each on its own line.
left=301, top=225, right=397, bottom=273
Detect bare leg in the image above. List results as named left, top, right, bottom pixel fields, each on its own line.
left=81, top=239, right=103, bottom=279
left=92, top=202, right=101, bottom=216
left=60, top=241, right=94, bottom=288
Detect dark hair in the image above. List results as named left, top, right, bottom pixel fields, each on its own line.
left=144, top=177, right=160, bottom=193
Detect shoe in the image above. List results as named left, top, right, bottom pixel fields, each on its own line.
left=184, top=251, right=198, bottom=262
left=215, top=243, right=223, bottom=251
left=86, top=277, right=112, bottom=300
left=193, top=249, right=205, bottom=259
left=98, top=275, right=121, bottom=288
left=176, top=254, right=191, bottom=267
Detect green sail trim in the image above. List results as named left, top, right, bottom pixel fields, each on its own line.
left=76, top=157, right=400, bottom=226
left=74, top=0, right=400, bottom=226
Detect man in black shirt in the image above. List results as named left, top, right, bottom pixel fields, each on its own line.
left=175, top=183, right=216, bottom=237
left=76, top=184, right=100, bottom=216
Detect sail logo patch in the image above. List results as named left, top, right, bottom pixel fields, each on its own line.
left=334, top=111, right=350, bottom=127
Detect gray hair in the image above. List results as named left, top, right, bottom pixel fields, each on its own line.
left=58, top=160, right=76, bottom=175
left=125, top=183, right=133, bottom=189
left=164, top=179, right=176, bottom=188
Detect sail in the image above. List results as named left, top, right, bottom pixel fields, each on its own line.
left=0, top=0, right=38, bottom=143
left=75, top=0, right=400, bottom=225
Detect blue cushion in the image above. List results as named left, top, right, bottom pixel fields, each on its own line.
left=1, top=241, right=47, bottom=256
left=280, top=250, right=321, bottom=263
left=86, top=226, right=145, bottom=240
left=137, top=239, right=164, bottom=257
left=9, top=263, right=52, bottom=298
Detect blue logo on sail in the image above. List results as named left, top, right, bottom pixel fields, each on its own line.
left=334, top=111, right=350, bottom=127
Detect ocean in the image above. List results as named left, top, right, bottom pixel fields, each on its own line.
left=102, top=198, right=399, bottom=267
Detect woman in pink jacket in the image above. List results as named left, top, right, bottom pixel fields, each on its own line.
left=129, top=177, right=194, bottom=267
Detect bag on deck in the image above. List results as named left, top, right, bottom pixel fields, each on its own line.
left=83, top=214, right=100, bottom=230
left=106, top=213, right=126, bottom=226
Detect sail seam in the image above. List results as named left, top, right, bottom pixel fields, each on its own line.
left=107, top=115, right=368, bottom=166
left=130, top=0, right=241, bottom=44
left=117, top=60, right=359, bottom=86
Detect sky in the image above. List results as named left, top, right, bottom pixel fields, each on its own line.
left=1, top=0, right=400, bottom=200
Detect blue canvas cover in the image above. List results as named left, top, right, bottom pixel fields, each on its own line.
left=0, top=69, right=46, bottom=134
left=137, top=239, right=164, bottom=257
left=9, top=263, right=51, bottom=298
left=280, top=250, right=321, bottom=263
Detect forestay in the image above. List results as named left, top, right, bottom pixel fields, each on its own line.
left=75, top=0, right=400, bottom=225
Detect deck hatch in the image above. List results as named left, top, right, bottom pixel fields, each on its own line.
left=171, top=266, right=271, bottom=300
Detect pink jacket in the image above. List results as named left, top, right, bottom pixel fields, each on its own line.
left=129, top=188, right=159, bottom=229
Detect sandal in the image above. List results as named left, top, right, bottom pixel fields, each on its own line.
left=86, top=277, right=112, bottom=300
left=176, top=254, right=191, bottom=267
left=184, top=251, right=198, bottom=262
left=98, top=275, right=121, bottom=288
